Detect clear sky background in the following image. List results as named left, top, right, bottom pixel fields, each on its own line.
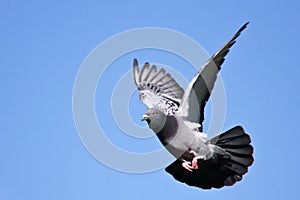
left=1, top=0, right=300, bottom=199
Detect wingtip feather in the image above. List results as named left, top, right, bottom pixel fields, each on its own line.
left=140, top=62, right=150, bottom=82
left=133, top=58, right=139, bottom=86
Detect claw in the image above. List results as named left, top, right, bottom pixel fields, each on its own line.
left=192, top=158, right=199, bottom=169
left=182, top=161, right=193, bottom=172
left=192, top=155, right=204, bottom=170
left=182, top=156, right=205, bottom=171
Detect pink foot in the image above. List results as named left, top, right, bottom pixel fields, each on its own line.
left=182, top=161, right=193, bottom=172
left=192, top=156, right=204, bottom=169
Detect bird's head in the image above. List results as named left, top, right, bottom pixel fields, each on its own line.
left=141, top=108, right=167, bottom=133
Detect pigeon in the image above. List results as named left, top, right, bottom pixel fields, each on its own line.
left=133, top=22, right=254, bottom=189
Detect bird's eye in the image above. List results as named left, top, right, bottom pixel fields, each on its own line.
left=151, top=111, right=155, bottom=116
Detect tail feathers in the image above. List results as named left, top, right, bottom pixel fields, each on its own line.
left=210, top=125, right=254, bottom=185
left=165, top=126, right=254, bottom=189
left=210, top=125, right=251, bottom=146
left=223, top=145, right=253, bottom=156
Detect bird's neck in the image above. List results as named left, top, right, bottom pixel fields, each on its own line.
left=156, top=115, right=178, bottom=146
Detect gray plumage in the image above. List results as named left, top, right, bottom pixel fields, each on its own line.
left=135, top=22, right=254, bottom=189
left=133, top=59, right=184, bottom=115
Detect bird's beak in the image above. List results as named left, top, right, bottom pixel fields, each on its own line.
left=141, top=114, right=149, bottom=121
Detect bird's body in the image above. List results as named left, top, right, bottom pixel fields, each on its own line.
left=133, top=22, right=254, bottom=189
left=154, top=114, right=210, bottom=161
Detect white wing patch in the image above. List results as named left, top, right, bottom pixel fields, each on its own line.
left=133, top=59, right=184, bottom=115
left=183, top=120, right=207, bottom=142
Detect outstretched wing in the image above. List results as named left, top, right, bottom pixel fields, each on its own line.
left=133, top=59, right=184, bottom=115
left=179, top=22, right=249, bottom=131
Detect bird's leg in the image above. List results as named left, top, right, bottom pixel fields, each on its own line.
left=191, top=155, right=205, bottom=169
left=189, top=150, right=206, bottom=170
left=181, top=152, right=206, bottom=171
left=181, top=160, right=193, bottom=172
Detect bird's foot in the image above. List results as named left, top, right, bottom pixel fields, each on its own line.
left=182, top=156, right=205, bottom=171
left=182, top=161, right=194, bottom=172
left=191, top=155, right=205, bottom=170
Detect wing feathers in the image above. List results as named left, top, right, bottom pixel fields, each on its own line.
left=133, top=59, right=184, bottom=115
left=133, top=22, right=249, bottom=119
left=179, top=22, right=249, bottom=129
left=133, top=58, right=140, bottom=86
left=212, top=22, right=249, bottom=69
left=150, top=68, right=166, bottom=83
left=139, top=62, right=150, bottom=82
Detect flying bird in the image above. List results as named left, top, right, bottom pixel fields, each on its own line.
left=132, top=22, right=254, bottom=189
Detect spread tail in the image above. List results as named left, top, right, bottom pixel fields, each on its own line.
left=209, top=125, right=254, bottom=186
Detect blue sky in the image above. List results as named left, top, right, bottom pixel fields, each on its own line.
left=1, top=0, right=300, bottom=199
